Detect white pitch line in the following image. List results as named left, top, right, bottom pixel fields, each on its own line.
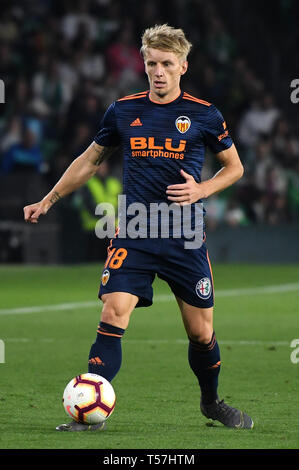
left=0, top=282, right=299, bottom=316
left=214, top=282, right=299, bottom=297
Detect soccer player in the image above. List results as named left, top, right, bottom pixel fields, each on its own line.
left=24, top=24, right=253, bottom=430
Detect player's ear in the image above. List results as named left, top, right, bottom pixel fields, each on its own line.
left=181, top=61, right=188, bottom=76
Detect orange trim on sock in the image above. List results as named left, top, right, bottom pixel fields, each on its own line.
left=207, top=361, right=221, bottom=369
left=97, top=330, right=123, bottom=338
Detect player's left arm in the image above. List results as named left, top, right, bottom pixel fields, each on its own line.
left=166, top=143, right=244, bottom=205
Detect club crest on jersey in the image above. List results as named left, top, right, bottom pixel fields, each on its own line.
left=101, top=269, right=110, bottom=286
left=195, top=277, right=212, bottom=299
left=175, top=116, right=191, bottom=134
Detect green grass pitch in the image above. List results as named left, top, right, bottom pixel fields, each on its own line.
left=0, top=263, right=299, bottom=450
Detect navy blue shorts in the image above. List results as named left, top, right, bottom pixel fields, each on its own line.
left=99, top=235, right=214, bottom=309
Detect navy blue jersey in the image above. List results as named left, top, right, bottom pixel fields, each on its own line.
left=94, top=90, right=233, bottom=237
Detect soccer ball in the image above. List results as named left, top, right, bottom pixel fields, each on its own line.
left=62, top=373, right=116, bottom=424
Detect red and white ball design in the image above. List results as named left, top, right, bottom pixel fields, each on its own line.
left=62, top=373, right=116, bottom=424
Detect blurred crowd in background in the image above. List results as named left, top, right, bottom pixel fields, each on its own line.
left=0, top=0, right=299, bottom=261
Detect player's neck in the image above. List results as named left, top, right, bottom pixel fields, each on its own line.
left=149, top=88, right=181, bottom=104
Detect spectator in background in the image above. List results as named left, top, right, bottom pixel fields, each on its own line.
left=66, top=122, right=93, bottom=160
left=272, top=117, right=291, bottom=161
left=1, top=127, right=43, bottom=173
left=0, top=43, right=18, bottom=99
left=72, top=160, right=122, bottom=261
left=57, top=53, right=80, bottom=112
left=263, top=165, right=288, bottom=224
left=136, top=1, right=162, bottom=36
left=60, top=0, right=98, bottom=42
left=106, top=23, right=145, bottom=88
left=252, top=138, right=274, bottom=193
left=0, top=9, right=18, bottom=44
left=265, top=165, right=288, bottom=201
left=63, top=92, right=105, bottom=154
left=237, top=94, right=280, bottom=148
left=272, top=117, right=299, bottom=167
left=266, top=194, right=291, bottom=225
left=225, top=57, right=263, bottom=116
left=76, top=93, right=103, bottom=133
left=224, top=200, right=248, bottom=227
left=97, top=1, right=122, bottom=47
left=71, top=35, right=105, bottom=82
left=204, top=195, right=228, bottom=231
left=0, top=116, right=22, bottom=153
left=204, top=15, right=235, bottom=66
left=200, top=64, right=224, bottom=103
left=32, top=57, right=68, bottom=115
left=246, top=138, right=288, bottom=224
left=252, top=193, right=270, bottom=224
left=287, top=161, right=299, bottom=220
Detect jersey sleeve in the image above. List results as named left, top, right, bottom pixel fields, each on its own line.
left=203, top=104, right=233, bottom=154
left=94, top=102, right=121, bottom=147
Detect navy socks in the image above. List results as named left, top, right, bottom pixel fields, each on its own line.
left=88, top=321, right=220, bottom=404
left=88, top=321, right=125, bottom=382
left=188, top=331, right=221, bottom=404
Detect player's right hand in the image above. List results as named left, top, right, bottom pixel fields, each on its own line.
left=23, top=201, right=49, bottom=224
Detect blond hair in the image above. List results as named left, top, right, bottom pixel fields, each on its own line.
left=140, top=24, right=192, bottom=62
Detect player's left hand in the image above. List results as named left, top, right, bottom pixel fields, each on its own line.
left=166, top=169, right=207, bottom=206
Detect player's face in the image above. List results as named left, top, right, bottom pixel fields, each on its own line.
left=144, top=48, right=188, bottom=103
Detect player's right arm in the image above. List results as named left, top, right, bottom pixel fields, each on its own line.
left=23, top=142, right=116, bottom=224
